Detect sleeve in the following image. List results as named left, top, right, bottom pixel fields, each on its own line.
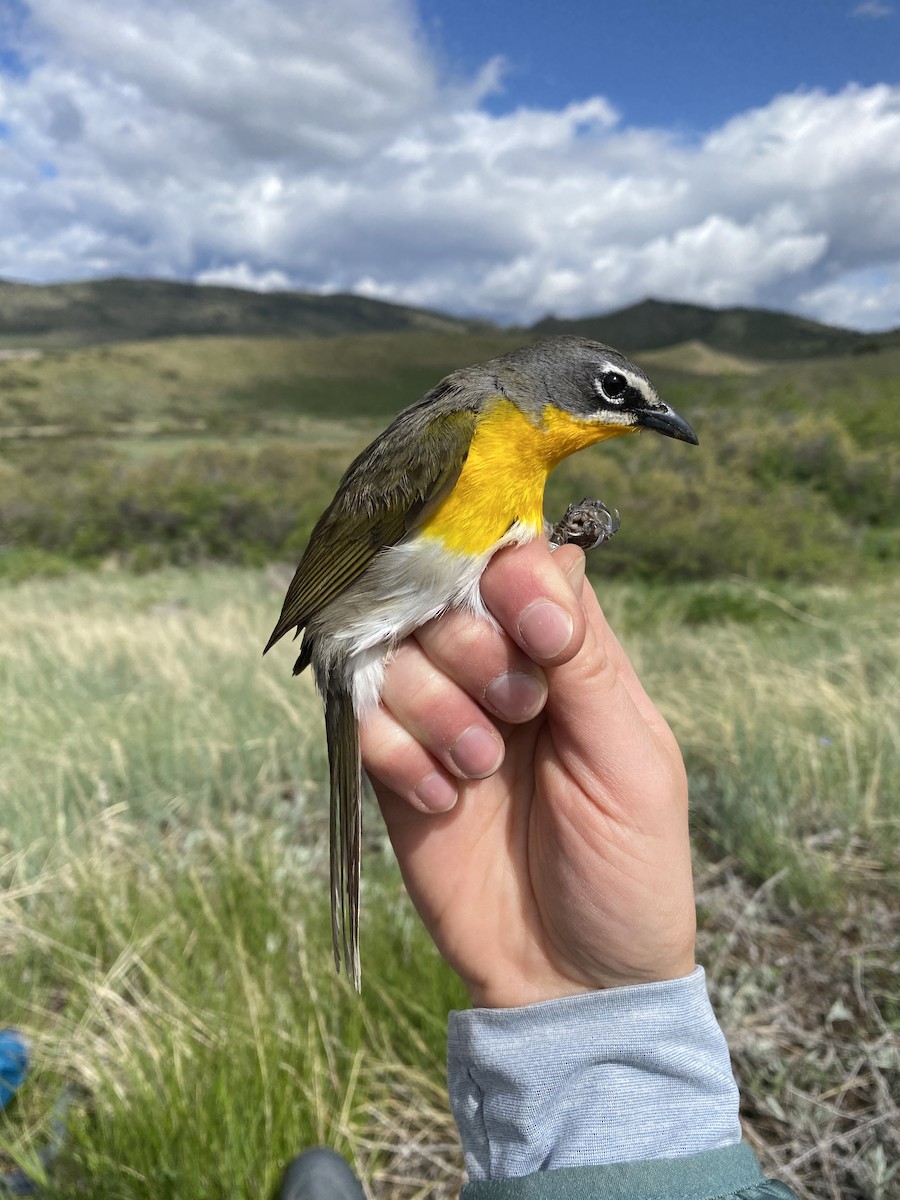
left=447, top=966, right=799, bottom=1198
left=447, top=967, right=741, bottom=1179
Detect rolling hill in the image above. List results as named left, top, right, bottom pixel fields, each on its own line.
left=529, top=297, right=900, bottom=360
left=1, top=276, right=898, bottom=360
left=0, top=277, right=483, bottom=349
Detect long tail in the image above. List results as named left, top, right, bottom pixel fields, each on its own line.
left=323, top=679, right=362, bottom=990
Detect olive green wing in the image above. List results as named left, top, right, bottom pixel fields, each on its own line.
left=263, top=406, right=476, bottom=657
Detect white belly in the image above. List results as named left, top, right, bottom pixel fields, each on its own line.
left=308, top=521, right=540, bottom=715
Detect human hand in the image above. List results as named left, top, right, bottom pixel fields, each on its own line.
left=359, top=540, right=697, bottom=1008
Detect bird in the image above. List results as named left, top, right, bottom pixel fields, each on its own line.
left=264, top=335, right=698, bottom=988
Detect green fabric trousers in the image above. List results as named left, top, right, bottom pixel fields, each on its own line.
left=461, top=1143, right=797, bottom=1200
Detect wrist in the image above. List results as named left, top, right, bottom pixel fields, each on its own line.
left=464, top=952, right=699, bottom=1009
left=468, top=974, right=591, bottom=1010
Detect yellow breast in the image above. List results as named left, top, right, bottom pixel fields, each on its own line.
left=418, top=398, right=635, bottom=556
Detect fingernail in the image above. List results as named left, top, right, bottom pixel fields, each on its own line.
left=414, top=772, right=458, bottom=812
left=449, top=725, right=504, bottom=778
left=566, top=554, right=586, bottom=591
left=518, top=601, right=574, bottom=660
left=484, top=671, right=547, bottom=722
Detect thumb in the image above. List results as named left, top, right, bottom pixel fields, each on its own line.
left=543, top=571, right=684, bottom=824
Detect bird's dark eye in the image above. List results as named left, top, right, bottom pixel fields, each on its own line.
left=601, top=371, right=627, bottom=399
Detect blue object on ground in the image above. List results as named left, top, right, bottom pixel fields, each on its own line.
left=0, top=1031, right=29, bottom=1109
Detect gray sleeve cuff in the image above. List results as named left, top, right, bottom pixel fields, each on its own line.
left=447, top=966, right=742, bottom=1182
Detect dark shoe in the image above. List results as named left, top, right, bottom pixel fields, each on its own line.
left=278, top=1148, right=364, bottom=1200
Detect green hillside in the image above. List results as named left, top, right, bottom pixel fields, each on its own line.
left=1, top=326, right=898, bottom=585
left=3, top=276, right=899, bottom=361
left=0, top=277, right=483, bottom=349
left=0, top=330, right=523, bottom=433
left=2, top=326, right=897, bottom=447
left=531, top=297, right=900, bottom=359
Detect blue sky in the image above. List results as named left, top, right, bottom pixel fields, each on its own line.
left=1, top=0, right=900, bottom=329
left=420, top=0, right=899, bottom=129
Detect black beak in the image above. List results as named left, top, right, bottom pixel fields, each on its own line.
left=637, top=403, right=699, bottom=445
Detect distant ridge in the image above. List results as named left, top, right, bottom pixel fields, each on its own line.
left=1, top=278, right=897, bottom=360
left=0, top=276, right=484, bottom=348
left=530, top=297, right=899, bottom=360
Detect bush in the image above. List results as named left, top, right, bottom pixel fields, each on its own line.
left=1, top=377, right=897, bottom=582
left=0, top=443, right=344, bottom=571
left=550, top=446, right=863, bottom=583
left=715, top=412, right=900, bottom=527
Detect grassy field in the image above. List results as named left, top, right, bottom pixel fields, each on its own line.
left=1, top=568, right=897, bottom=1198
left=3, top=327, right=900, bottom=436
left=1, top=324, right=898, bottom=1196
left=0, top=332, right=522, bottom=432
left=2, top=332, right=898, bottom=587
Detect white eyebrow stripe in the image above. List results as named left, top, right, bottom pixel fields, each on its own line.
left=593, top=363, right=657, bottom=406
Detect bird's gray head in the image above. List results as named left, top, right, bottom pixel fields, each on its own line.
left=501, top=335, right=699, bottom=445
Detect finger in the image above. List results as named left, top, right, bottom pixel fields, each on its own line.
left=360, top=704, right=459, bottom=814
left=414, top=607, right=548, bottom=724
left=576, top=574, right=681, bottom=742
left=480, top=541, right=587, bottom=666
left=381, top=640, right=505, bottom=781
left=542, top=603, right=685, bottom=826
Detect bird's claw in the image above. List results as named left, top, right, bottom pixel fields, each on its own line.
left=548, top=498, right=621, bottom=551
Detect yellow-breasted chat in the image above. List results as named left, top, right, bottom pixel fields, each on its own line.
left=264, top=335, right=698, bottom=988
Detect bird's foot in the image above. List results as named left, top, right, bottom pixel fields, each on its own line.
left=548, top=498, right=620, bottom=551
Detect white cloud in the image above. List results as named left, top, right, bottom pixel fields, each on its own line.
left=194, top=263, right=293, bottom=292
left=1, top=1, right=900, bottom=330
left=798, top=266, right=900, bottom=330
left=851, top=2, right=893, bottom=18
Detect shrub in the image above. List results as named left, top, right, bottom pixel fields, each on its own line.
left=0, top=443, right=344, bottom=570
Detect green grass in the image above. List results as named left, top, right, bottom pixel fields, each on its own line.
left=0, top=567, right=467, bottom=1197
left=3, top=330, right=900, bottom=438
left=2, top=814, right=463, bottom=1198
left=2, top=332, right=898, bottom=588
left=1, top=328, right=899, bottom=1196
left=608, top=576, right=900, bottom=907
left=0, top=332, right=522, bottom=432
left=1, top=568, right=897, bottom=1197
left=0, top=569, right=321, bottom=844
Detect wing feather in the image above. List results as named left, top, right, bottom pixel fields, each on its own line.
left=264, top=403, right=477, bottom=656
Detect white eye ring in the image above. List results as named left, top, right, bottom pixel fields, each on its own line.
left=594, top=375, right=626, bottom=405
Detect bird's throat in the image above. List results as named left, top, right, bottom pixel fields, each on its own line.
left=418, top=397, right=633, bottom=556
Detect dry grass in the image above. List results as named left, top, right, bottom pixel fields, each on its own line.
left=1, top=567, right=897, bottom=1198
left=697, top=864, right=898, bottom=1200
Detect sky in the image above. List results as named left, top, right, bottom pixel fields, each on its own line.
left=1, top=0, right=899, bottom=330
